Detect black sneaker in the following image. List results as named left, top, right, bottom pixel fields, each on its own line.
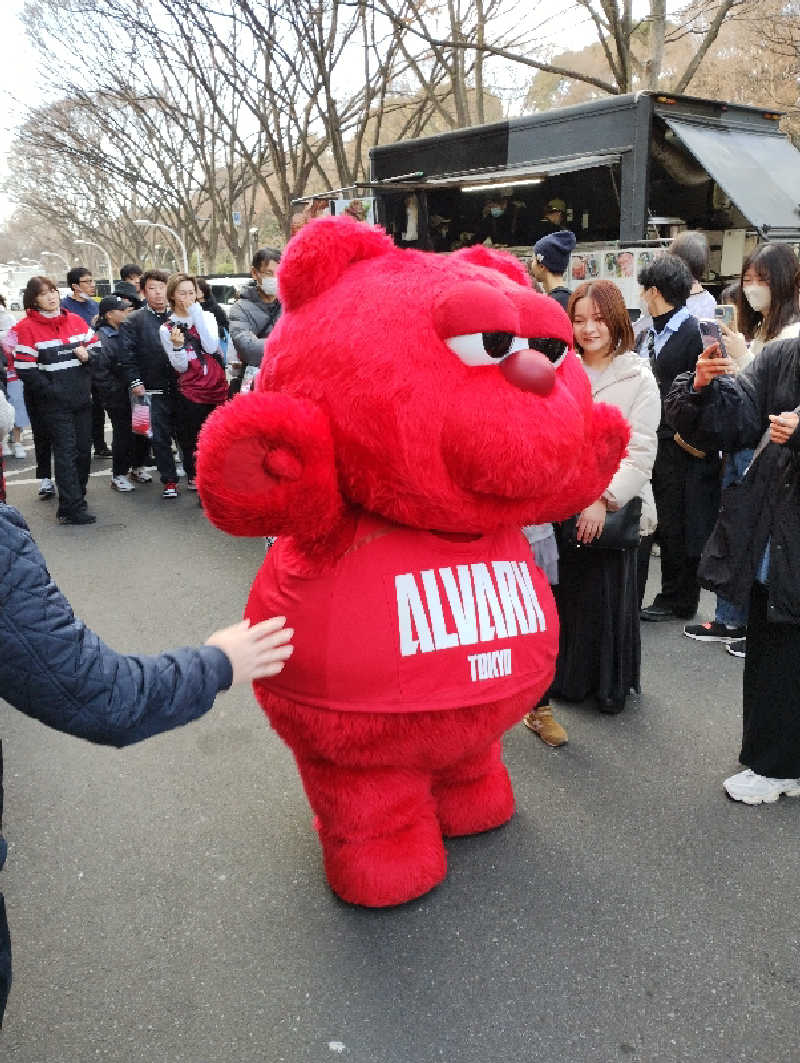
left=58, top=511, right=97, bottom=525
left=726, top=638, right=746, bottom=658
left=93, top=445, right=112, bottom=458
left=684, top=620, right=747, bottom=643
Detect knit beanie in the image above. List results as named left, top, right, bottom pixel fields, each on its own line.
left=533, top=230, right=577, bottom=276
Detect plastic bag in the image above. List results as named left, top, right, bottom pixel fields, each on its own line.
left=131, top=393, right=152, bottom=437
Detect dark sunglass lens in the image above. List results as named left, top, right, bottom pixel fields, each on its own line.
left=482, top=331, right=514, bottom=359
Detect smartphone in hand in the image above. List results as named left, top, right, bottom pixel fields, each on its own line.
left=714, top=303, right=737, bottom=331
left=699, top=318, right=728, bottom=357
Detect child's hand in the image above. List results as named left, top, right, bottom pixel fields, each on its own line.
left=206, top=616, right=293, bottom=684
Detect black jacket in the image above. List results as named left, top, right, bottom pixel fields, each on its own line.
left=665, top=338, right=800, bottom=622
left=91, top=324, right=127, bottom=404
left=0, top=502, right=233, bottom=1023
left=118, top=304, right=174, bottom=392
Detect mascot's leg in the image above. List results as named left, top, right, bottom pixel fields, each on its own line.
left=432, top=739, right=515, bottom=837
left=294, top=758, right=447, bottom=908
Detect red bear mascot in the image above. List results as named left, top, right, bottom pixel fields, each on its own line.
left=197, top=215, right=628, bottom=908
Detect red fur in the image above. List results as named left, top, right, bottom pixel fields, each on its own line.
left=196, top=217, right=630, bottom=907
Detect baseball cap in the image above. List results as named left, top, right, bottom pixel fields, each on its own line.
left=98, top=295, right=132, bottom=316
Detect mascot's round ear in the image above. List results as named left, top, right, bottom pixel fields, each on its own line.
left=279, top=214, right=396, bottom=311
left=451, top=244, right=531, bottom=288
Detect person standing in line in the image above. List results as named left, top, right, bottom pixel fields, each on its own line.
left=92, top=295, right=152, bottom=494
left=160, top=273, right=228, bottom=493
left=118, top=270, right=179, bottom=497
left=11, top=277, right=99, bottom=525
left=548, top=280, right=660, bottom=715
left=665, top=327, right=800, bottom=804
left=61, top=267, right=110, bottom=459
left=529, top=230, right=577, bottom=311
left=683, top=243, right=800, bottom=657
left=634, top=231, right=716, bottom=349
left=1, top=297, right=29, bottom=461
left=228, top=247, right=282, bottom=395
left=196, top=277, right=230, bottom=356
left=521, top=240, right=575, bottom=745
left=0, top=357, right=13, bottom=502
left=0, top=498, right=294, bottom=1024
left=638, top=254, right=721, bottom=623
left=114, top=263, right=145, bottom=309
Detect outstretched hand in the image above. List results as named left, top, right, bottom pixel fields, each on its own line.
left=206, top=616, right=293, bottom=685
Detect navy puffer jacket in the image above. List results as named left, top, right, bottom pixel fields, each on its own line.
left=0, top=502, right=233, bottom=1023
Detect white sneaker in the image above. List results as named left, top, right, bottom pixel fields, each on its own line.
left=1, top=440, right=11, bottom=457
left=110, top=474, right=135, bottom=492
left=14, top=442, right=26, bottom=458
left=38, top=477, right=56, bottom=499
left=723, top=768, right=800, bottom=805
left=130, top=467, right=153, bottom=483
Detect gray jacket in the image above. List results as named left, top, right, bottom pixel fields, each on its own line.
left=228, top=285, right=281, bottom=367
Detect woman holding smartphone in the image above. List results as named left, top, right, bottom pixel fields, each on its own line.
left=684, top=244, right=800, bottom=656
left=665, top=322, right=800, bottom=805
left=160, top=273, right=228, bottom=493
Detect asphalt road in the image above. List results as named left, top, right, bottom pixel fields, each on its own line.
left=2, top=444, right=798, bottom=1063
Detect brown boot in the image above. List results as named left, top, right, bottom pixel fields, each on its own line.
left=522, top=704, right=568, bottom=747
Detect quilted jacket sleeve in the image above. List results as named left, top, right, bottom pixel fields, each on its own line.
left=0, top=505, right=233, bottom=747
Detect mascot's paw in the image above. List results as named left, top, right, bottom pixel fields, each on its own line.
left=434, top=762, right=515, bottom=838
left=319, top=816, right=447, bottom=908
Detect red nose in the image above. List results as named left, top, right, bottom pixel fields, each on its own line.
left=499, top=348, right=556, bottom=395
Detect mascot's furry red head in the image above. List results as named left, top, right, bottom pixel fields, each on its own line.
left=197, top=215, right=628, bottom=908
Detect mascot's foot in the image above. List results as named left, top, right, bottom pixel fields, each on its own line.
left=434, top=761, right=515, bottom=838
left=320, top=817, right=447, bottom=908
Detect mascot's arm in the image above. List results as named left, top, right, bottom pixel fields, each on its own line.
left=196, top=391, right=346, bottom=545
left=546, top=400, right=631, bottom=521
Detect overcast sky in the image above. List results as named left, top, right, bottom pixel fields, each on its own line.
left=0, top=0, right=37, bottom=222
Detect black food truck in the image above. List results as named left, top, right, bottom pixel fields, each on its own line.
left=311, top=92, right=800, bottom=308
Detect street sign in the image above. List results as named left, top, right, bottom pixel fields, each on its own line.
left=232, top=211, right=241, bottom=226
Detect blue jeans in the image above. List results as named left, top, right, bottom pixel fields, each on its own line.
left=714, top=448, right=754, bottom=627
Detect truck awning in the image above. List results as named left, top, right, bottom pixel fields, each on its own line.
left=662, top=115, right=800, bottom=237
left=357, top=152, right=621, bottom=192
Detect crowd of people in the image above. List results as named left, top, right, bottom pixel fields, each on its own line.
left=521, top=227, right=800, bottom=815
left=0, top=250, right=283, bottom=519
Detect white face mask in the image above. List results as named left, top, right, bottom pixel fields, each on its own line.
left=743, top=283, right=771, bottom=313
left=260, top=276, right=278, bottom=297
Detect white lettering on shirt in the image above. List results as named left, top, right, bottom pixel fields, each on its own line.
left=467, top=649, right=512, bottom=681
left=395, top=560, right=546, bottom=657
left=396, top=572, right=435, bottom=656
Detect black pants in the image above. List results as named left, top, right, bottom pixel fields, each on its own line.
left=149, top=393, right=178, bottom=484
left=645, top=437, right=702, bottom=615
left=175, top=394, right=219, bottom=480
left=740, top=583, right=800, bottom=778
left=22, top=384, right=53, bottom=480
left=91, top=386, right=107, bottom=451
left=42, top=403, right=92, bottom=518
left=106, top=397, right=149, bottom=479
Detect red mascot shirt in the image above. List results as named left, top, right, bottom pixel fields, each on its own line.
left=247, top=513, right=559, bottom=713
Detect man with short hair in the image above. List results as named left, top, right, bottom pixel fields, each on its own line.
left=61, top=267, right=110, bottom=457
left=118, top=270, right=179, bottom=495
left=227, top=247, right=282, bottom=394
left=114, top=263, right=145, bottom=309
left=530, top=230, right=577, bottom=311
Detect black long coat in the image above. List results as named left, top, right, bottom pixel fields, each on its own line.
left=665, top=338, right=800, bottom=623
